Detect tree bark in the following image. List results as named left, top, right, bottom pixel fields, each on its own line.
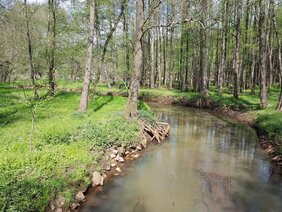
left=233, top=0, right=242, bottom=99
left=125, top=0, right=143, bottom=117
left=273, top=9, right=282, bottom=111
left=199, top=0, right=208, bottom=97
left=24, top=0, right=38, bottom=99
left=259, top=0, right=267, bottom=108
left=47, top=0, right=56, bottom=95
left=79, top=0, right=95, bottom=112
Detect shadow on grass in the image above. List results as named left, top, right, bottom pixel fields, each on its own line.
left=91, top=96, right=114, bottom=112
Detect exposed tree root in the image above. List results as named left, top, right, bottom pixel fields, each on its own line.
left=140, top=120, right=170, bottom=146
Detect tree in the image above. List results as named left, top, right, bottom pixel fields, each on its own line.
left=79, top=0, right=95, bottom=112
left=199, top=0, right=208, bottom=97
left=47, top=0, right=57, bottom=95
left=273, top=5, right=282, bottom=111
left=233, top=0, right=242, bottom=99
left=258, top=0, right=267, bottom=108
left=125, top=0, right=143, bottom=117
left=24, top=0, right=38, bottom=99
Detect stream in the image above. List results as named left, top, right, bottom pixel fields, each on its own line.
left=80, top=105, right=282, bottom=212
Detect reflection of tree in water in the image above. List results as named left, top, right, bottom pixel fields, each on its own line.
left=200, top=171, right=234, bottom=211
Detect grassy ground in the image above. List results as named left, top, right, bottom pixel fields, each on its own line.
left=0, top=85, right=144, bottom=211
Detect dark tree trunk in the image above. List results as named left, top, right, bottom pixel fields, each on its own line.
left=24, top=0, right=38, bottom=99
left=47, top=0, right=56, bottom=95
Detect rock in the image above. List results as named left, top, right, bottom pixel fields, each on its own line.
left=115, top=155, right=125, bottom=163
left=118, top=147, right=126, bottom=155
left=116, top=167, right=122, bottom=173
left=75, top=191, right=85, bottom=202
left=111, top=163, right=116, bottom=167
left=118, top=156, right=125, bottom=163
left=105, top=166, right=111, bottom=171
left=92, top=171, right=104, bottom=186
left=136, top=145, right=142, bottom=151
left=50, top=204, right=55, bottom=211
left=112, top=149, right=118, bottom=155
left=55, top=208, right=63, bottom=212
left=56, top=195, right=65, bottom=207
left=125, top=150, right=130, bottom=155
left=71, top=203, right=80, bottom=210
left=133, top=154, right=140, bottom=159
left=110, top=153, right=116, bottom=159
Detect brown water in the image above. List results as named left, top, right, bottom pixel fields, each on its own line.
left=80, top=106, right=282, bottom=212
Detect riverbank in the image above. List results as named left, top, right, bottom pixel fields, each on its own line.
left=0, top=85, right=169, bottom=211
left=84, top=84, right=281, bottom=171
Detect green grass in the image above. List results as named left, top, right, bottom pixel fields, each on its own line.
left=0, top=85, right=142, bottom=211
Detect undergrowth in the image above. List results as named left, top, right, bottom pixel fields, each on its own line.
left=0, top=86, right=141, bottom=211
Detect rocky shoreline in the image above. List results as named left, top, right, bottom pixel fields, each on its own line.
left=48, top=119, right=170, bottom=212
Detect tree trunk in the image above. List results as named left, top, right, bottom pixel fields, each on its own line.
left=125, top=0, right=143, bottom=117
left=273, top=9, right=282, bottom=110
left=79, top=0, right=95, bottom=112
left=150, top=31, right=155, bottom=89
left=168, top=27, right=174, bottom=89
left=233, top=0, right=242, bottom=99
left=240, top=0, right=250, bottom=93
left=24, top=0, right=38, bottom=99
left=259, top=0, right=267, bottom=108
left=47, top=0, right=56, bottom=95
left=199, top=0, right=208, bottom=97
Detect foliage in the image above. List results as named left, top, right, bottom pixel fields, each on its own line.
left=257, top=112, right=282, bottom=142
left=0, top=86, right=139, bottom=211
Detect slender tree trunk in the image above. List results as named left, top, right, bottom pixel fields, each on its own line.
left=47, top=0, right=56, bottom=95
left=150, top=31, right=155, bottom=89
left=168, top=27, right=174, bottom=89
left=79, top=0, right=95, bottom=112
left=233, top=0, right=242, bottom=99
left=24, top=0, right=38, bottom=99
left=199, top=0, right=208, bottom=97
left=218, top=1, right=228, bottom=92
left=273, top=10, right=282, bottom=110
left=123, top=6, right=130, bottom=85
left=240, top=0, right=250, bottom=93
left=125, top=0, right=143, bottom=117
left=259, top=0, right=267, bottom=108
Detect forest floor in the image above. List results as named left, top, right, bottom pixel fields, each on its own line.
left=0, top=83, right=161, bottom=211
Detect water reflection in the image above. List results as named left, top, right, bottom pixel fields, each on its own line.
left=80, top=106, right=282, bottom=212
